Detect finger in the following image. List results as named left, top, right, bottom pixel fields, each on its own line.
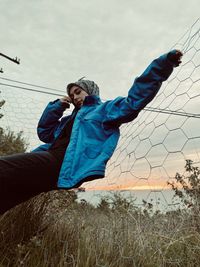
left=63, top=96, right=72, bottom=103
left=66, top=98, right=72, bottom=103
left=176, top=50, right=183, bottom=57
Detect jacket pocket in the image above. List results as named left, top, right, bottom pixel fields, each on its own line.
left=84, top=144, right=102, bottom=159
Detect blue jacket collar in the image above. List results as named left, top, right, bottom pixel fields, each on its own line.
left=83, top=95, right=102, bottom=106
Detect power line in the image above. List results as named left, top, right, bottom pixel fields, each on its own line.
left=1, top=81, right=200, bottom=119
left=144, top=107, right=200, bottom=119
left=0, top=76, right=64, bottom=93
left=0, top=82, right=63, bottom=97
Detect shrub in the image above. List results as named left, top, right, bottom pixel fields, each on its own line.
left=0, top=97, right=28, bottom=155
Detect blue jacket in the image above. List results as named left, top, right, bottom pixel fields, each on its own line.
left=34, top=51, right=176, bottom=188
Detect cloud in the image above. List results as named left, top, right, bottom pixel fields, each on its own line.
left=1, top=0, right=199, bottom=98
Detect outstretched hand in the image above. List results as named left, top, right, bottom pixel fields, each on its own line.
left=167, top=49, right=183, bottom=67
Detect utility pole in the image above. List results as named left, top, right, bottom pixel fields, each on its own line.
left=0, top=52, right=20, bottom=73
left=0, top=52, right=20, bottom=64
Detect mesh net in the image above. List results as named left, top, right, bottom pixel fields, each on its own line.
left=1, top=19, right=200, bottom=211
left=81, top=18, right=200, bottom=210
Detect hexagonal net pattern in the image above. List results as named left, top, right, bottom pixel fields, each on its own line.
left=0, top=19, right=200, bottom=211
left=0, top=81, right=67, bottom=149
left=84, top=19, right=200, bottom=211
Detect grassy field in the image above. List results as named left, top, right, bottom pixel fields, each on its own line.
left=0, top=190, right=200, bottom=267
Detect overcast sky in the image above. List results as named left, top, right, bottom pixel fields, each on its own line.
left=0, top=0, right=200, bottom=194
left=1, top=0, right=200, bottom=100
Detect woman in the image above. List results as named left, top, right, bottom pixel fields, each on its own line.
left=0, top=49, right=183, bottom=214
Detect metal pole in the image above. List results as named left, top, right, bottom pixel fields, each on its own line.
left=0, top=52, right=20, bottom=64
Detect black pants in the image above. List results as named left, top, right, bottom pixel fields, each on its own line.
left=0, top=151, right=63, bottom=214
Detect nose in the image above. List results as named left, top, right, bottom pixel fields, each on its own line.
left=73, top=94, right=81, bottom=104
left=74, top=94, right=79, bottom=100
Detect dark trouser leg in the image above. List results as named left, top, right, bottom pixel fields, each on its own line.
left=0, top=151, right=62, bottom=214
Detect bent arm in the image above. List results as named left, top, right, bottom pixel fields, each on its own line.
left=104, top=50, right=180, bottom=126
left=37, top=99, right=67, bottom=143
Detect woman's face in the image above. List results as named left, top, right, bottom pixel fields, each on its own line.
left=69, top=85, right=89, bottom=108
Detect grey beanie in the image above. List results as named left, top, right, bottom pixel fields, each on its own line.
left=67, top=78, right=100, bottom=96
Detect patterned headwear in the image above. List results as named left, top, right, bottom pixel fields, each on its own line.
left=67, top=78, right=100, bottom=96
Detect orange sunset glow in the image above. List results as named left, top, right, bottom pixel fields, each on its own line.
left=83, top=177, right=172, bottom=191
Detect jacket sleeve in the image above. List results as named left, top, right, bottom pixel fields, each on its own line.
left=37, top=99, right=67, bottom=143
left=104, top=50, right=177, bottom=127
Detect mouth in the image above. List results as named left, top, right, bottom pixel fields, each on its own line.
left=76, top=101, right=82, bottom=107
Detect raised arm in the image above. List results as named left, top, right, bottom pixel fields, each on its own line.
left=104, top=50, right=183, bottom=126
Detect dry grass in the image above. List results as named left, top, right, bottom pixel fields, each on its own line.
left=0, top=190, right=200, bottom=267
